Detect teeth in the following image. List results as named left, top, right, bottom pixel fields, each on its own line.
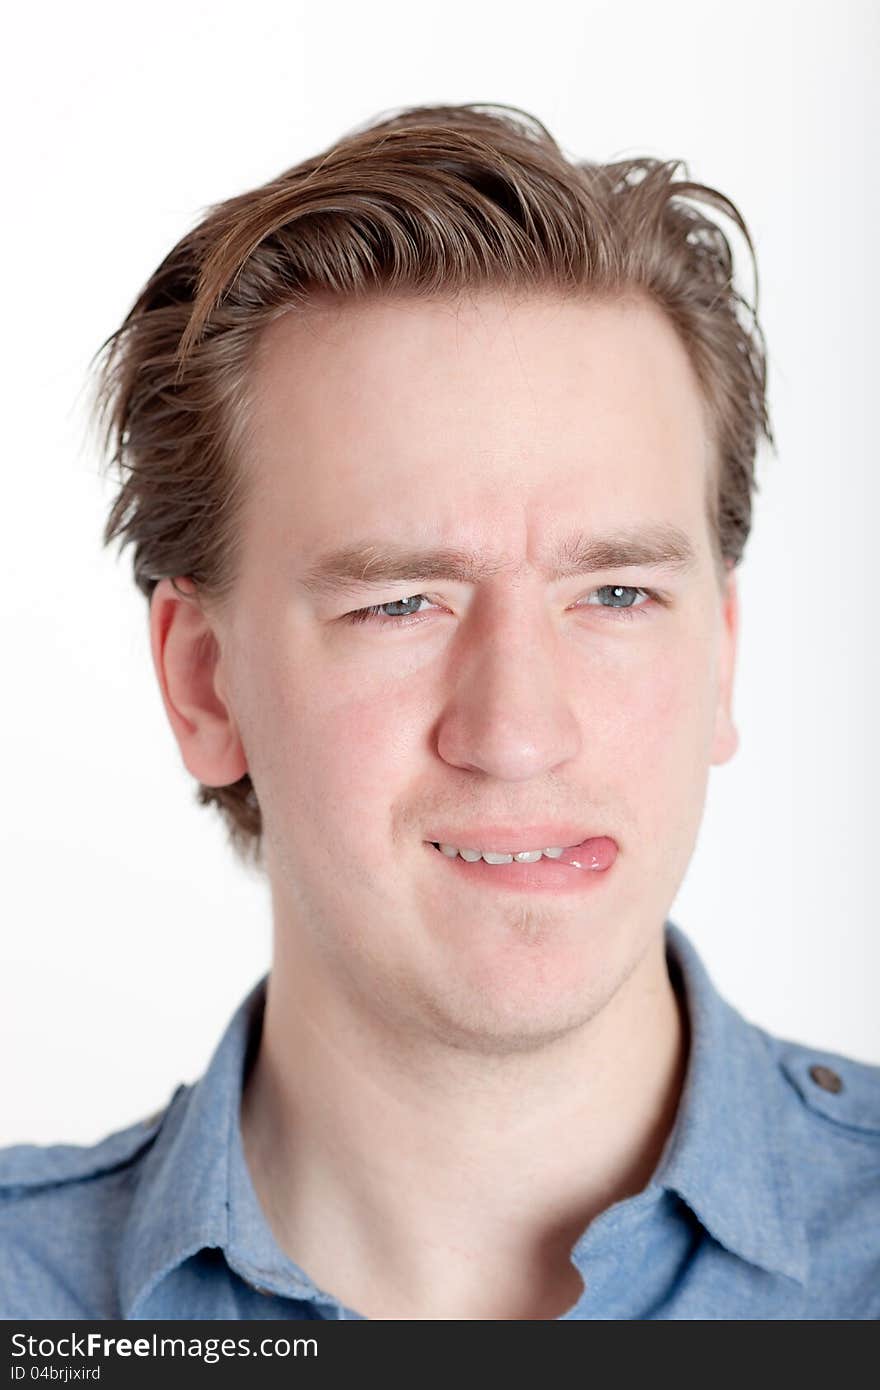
left=438, top=844, right=566, bottom=863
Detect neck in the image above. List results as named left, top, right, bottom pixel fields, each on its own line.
left=240, top=918, right=688, bottom=1319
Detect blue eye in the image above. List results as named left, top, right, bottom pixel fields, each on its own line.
left=580, top=585, right=652, bottom=613
left=346, top=594, right=433, bottom=625
left=344, top=586, right=657, bottom=628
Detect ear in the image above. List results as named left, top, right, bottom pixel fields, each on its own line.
left=148, top=577, right=248, bottom=787
left=709, top=560, right=739, bottom=766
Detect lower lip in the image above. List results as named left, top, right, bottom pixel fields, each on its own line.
left=425, top=837, right=618, bottom=895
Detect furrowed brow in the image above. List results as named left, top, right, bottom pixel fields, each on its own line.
left=299, top=524, right=698, bottom=596
left=548, top=525, right=698, bottom=580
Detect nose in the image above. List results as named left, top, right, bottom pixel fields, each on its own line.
left=434, top=586, right=582, bottom=780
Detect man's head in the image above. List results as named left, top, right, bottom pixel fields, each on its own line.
left=92, top=103, right=771, bottom=1048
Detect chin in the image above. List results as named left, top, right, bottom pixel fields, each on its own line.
left=411, top=900, right=647, bottom=1055
left=424, top=1002, right=602, bottom=1058
left=416, top=963, right=615, bottom=1058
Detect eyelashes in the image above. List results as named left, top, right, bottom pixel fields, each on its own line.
left=343, top=585, right=660, bottom=629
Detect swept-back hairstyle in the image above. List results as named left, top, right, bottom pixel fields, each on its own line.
left=91, top=101, right=774, bottom=871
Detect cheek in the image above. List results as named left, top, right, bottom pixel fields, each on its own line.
left=254, top=645, right=413, bottom=850
left=601, top=632, right=718, bottom=828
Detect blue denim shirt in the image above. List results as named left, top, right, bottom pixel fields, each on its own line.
left=2, top=922, right=878, bottom=1320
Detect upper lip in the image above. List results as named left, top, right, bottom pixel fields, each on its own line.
left=426, top=825, right=603, bottom=853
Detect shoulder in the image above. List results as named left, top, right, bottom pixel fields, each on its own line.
left=767, top=1031, right=880, bottom=1222
left=0, top=1100, right=175, bottom=1196
left=761, top=1029, right=880, bottom=1316
left=0, top=1088, right=184, bottom=1319
left=770, top=1034, right=880, bottom=1141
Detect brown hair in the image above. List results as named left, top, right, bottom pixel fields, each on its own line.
left=90, top=101, right=775, bottom=872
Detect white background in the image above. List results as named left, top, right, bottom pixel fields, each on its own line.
left=1, top=0, right=876, bottom=1145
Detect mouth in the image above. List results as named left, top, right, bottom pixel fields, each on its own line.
left=424, top=836, right=618, bottom=894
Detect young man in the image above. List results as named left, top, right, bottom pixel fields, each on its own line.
left=2, top=103, right=878, bottom=1321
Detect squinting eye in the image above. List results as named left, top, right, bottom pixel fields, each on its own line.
left=345, top=594, right=437, bottom=626
left=344, top=586, right=659, bottom=628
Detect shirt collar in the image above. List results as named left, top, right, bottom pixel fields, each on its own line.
left=119, top=921, right=809, bottom=1315
left=654, top=922, right=809, bottom=1285
left=118, top=978, right=328, bottom=1317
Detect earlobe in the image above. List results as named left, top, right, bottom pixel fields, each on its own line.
left=709, top=563, right=740, bottom=767
left=149, top=577, right=248, bottom=787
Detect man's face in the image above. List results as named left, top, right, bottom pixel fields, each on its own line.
left=200, top=291, right=737, bottom=1050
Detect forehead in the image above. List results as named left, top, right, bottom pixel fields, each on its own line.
left=242, top=290, right=714, bottom=560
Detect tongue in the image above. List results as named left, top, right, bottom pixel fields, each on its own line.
left=559, top=837, right=618, bottom=870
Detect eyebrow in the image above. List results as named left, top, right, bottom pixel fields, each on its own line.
left=299, top=523, right=698, bottom=596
